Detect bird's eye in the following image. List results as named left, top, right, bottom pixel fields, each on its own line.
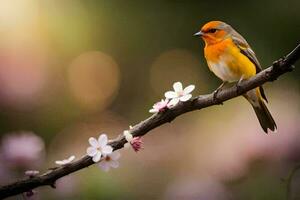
left=208, top=28, right=217, bottom=33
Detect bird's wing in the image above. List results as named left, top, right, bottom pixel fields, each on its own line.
left=230, top=30, right=268, bottom=102
left=230, top=30, right=262, bottom=73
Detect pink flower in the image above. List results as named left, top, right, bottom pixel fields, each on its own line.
left=124, top=131, right=143, bottom=152
left=130, top=137, right=143, bottom=152
left=98, top=151, right=121, bottom=172
left=23, top=189, right=36, bottom=200
left=25, top=190, right=34, bottom=197
left=149, top=99, right=169, bottom=113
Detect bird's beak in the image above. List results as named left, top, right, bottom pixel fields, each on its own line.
left=193, top=31, right=204, bottom=37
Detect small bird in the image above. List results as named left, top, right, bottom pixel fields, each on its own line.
left=194, top=21, right=276, bottom=133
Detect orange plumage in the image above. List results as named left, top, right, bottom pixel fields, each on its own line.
left=194, top=21, right=277, bottom=133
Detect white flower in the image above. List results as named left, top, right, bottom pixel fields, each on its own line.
left=149, top=99, right=169, bottom=113
left=55, top=155, right=75, bottom=165
left=86, top=134, right=113, bottom=163
left=124, top=130, right=133, bottom=142
left=98, top=151, right=120, bottom=172
left=164, top=82, right=195, bottom=107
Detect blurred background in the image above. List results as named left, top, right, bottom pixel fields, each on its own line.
left=0, top=0, right=299, bottom=199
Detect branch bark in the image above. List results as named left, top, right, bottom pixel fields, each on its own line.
left=0, top=43, right=299, bottom=199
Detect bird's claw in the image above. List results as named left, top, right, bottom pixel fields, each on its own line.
left=212, top=88, right=223, bottom=105
left=236, top=79, right=244, bottom=94
left=212, top=82, right=227, bottom=104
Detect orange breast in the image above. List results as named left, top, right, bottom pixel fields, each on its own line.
left=204, top=38, right=256, bottom=82
left=204, top=38, right=231, bottom=62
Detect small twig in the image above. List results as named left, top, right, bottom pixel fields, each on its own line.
left=0, top=43, right=299, bottom=199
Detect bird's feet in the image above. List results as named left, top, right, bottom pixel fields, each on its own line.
left=213, top=82, right=227, bottom=104
left=236, top=76, right=244, bottom=94
left=213, top=89, right=221, bottom=103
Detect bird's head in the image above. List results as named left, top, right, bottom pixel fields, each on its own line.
left=194, top=21, right=231, bottom=45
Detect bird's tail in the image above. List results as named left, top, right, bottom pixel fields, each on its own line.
left=244, top=88, right=277, bottom=133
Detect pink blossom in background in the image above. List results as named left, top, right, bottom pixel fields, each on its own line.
left=98, top=151, right=121, bottom=172
left=55, top=175, right=77, bottom=198
left=0, top=48, right=49, bottom=109
left=1, top=131, right=45, bottom=168
left=164, top=176, right=230, bottom=200
left=0, top=157, right=11, bottom=183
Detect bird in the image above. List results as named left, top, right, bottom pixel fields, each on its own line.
left=194, top=21, right=277, bottom=133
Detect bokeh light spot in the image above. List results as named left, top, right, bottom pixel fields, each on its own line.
left=68, top=51, right=120, bottom=111
left=0, top=48, right=49, bottom=109
left=150, top=49, right=207, bottom=96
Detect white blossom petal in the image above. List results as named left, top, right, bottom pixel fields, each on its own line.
left=55, top=155, right=75, bottom=165
left=25, top=170, right=39, bottom=177
left=88, top=137, right=99, bottom=148
left=68, top=155, right=75, bottom=161
left=98, top=134, right=108, bottom=147
left=164, top=91, right=177, bottom=99
left=179, top=94, right=192, bottom=102
left=102, top=145, right=113, bottom=155
left=86, top=147, right=97, bottom=156
left=110, top=160, right=119, bottom=169
left=173, top=82, right=183, bottom=92
left=167, top=98, right=180, bottom=107
left=55, top=160, right=65, bottom=165
left=183, top=85, right=195, bottom=94
left=149, top=108, right=158, bottom=113
left=124, top=131, right=133, bottom=142
left=92, top=152, right=101, bottom=162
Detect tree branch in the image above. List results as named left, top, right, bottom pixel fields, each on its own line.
left=0, top=43, right=299, bottom=199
